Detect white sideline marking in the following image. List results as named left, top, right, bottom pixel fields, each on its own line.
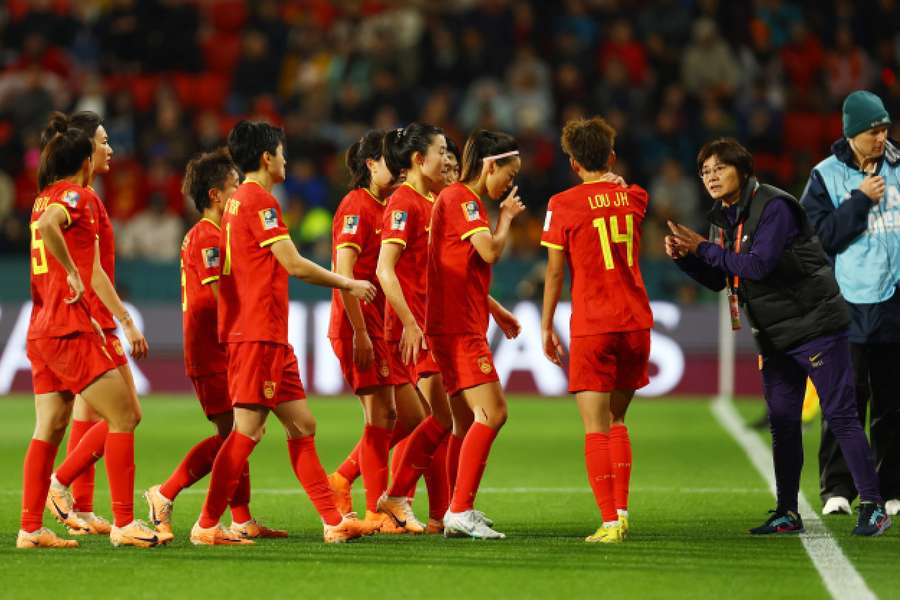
left=712, top=395, right=876, bottom=600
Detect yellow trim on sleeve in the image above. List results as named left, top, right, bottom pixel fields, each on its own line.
left=541, top=241, right=564, bottom=251
left=336, top=242, right=362, bottom=253
left=461, top=226, right=490, bottom=241
left=201, top=275, right=220, bottom=285
left=382, top=238, right=407, bottom=247
left=47, top=202, right=72, bottom=226
left=259, top=234, right=290, bottom=248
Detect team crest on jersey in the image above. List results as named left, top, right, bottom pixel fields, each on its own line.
left=202, top=247, right=220, bottom=268
left=62, top=190, right=80, bottom=208
left=342, top=215, right=360, bottom=235
left=379, top=360, right=390, bottom=378
left=462, top=201, right=481, bottom=222
left=263, top=380, right=277, bottom=399
left=112, top=339, right=124, bottom=356
left=259, top=208, right=278, bottom=230
left=543, top=211, right=552, bottom=231
left=391, top=210, right=407, bottom=231
left=477, top=356, right=493, bottom=374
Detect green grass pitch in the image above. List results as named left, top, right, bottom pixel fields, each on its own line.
left=0, top=395, right=896, bottom=599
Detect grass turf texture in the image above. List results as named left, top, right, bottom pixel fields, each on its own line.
left=0, top=395, right=895, bottom=599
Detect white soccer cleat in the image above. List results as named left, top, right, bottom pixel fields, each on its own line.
left=822, top=496, right=851, bottom=515
left=443, top=509, right=505, bottom=540
left=474, top=510, right=494, bottom=527
left=885, top=499, right=900, bottom=516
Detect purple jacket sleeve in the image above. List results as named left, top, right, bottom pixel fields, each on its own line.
left=674, top=253, right=727, bottom=291
left=695, top=198, right=799, bottom=282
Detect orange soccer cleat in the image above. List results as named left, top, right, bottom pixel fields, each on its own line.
left=426, top=518, right=444, bottom=535
left=327, top=472, right=353, bottom=516
left=376, top=494, right=425, bottom=534
left=144, top=485, right=174, bottom=535
left=360, top=510, right=407, bottom=535
left=323, top=514, right=368, bottom=543
left=45, top=481, right=90, bottom=533
left=230, top=519, right=288, bottom=539
left=110, top=520, right=172, bottom=548
left=190, top=521, right=254, bottom=546
left=68, top=513, right=112, bottom=536
left=16, top=527, right=79, bottom=549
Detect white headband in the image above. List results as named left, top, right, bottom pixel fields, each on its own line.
left=484, top=150, right=520, bottom=162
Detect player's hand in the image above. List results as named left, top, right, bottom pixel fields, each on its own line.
left=665, top=235, right=687, bottom=259
left=598, top=172, right=627, bottom=186
left=542, top=328, right=564, bottom=366
left=493, top=306, right=522, bottom=339
left=90, top=317, right=106, bottom=344
left=64, top=271, right=85, bottom=304
left=353, top=329, right=375, bottom=370
left=122, top=318, right=149, bottom=360
left=400, top=321, right=426, bottom=366
left=499, top=186, right=525, bottom=222
left=348, top=279, right=377, bottom=302
left=667, top=221, right=705, bottom=255
left=859, top=175, right=885, bottom=203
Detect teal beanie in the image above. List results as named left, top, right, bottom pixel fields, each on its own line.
left=843, top=91, right=891, bottom=138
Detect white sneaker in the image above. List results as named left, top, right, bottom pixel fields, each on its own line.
left=443, top=510, right=505, bottom=539
left=474, top=510, right=494, bottom=527
left=822, top=496, right=852, bottom=515
left=885, top=499, right=900, bottom=516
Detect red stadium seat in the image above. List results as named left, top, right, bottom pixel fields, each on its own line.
left=130, top=74, right=163, bottom=113
left=205, top=0, right=247, bottom=33
left=201, top=31, right=241, bottom=74
left=783, top=112, right=826, bottom=156
left=191, top=73, right=230, bottom=112
left=823, top=114, right=843, bottom=145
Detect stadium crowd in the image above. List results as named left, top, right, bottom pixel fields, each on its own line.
left=1, top=0, right=899, bottom=302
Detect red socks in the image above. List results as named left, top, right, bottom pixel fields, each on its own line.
left=360, top=425, right=392, bottom=512
left=446, top=433, right=463, bottom=495
left=105, top=432, right=135, bottom=527
left=160, top=435, right=224, bottom=501
left=199, top=432, right=257, bottom=528
left=21, top=439, right=59, bottom=532
left=67, top=419, right=97, bottom=513
left=449, top=422, right=498, bottom=513
left=610, top=424, right=632, bottom=511
left=287, top=436, right=342, bottom=526
left=585, top=432, right=617, bottom=523
left=391, top=436, right=410, bottom=491
left=389, top=416, right=449, bottom=498
left=425, top=434, right=451, bottom=520
left=55, top=420, right=108, bottom=487
left=336, top=440, right=361, bottom=483
left=230, top=462, right=252, bottom=523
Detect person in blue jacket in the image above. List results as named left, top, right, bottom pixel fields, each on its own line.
left=800, top=90, right=900, bottom=517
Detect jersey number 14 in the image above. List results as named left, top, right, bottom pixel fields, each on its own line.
left=592, top=215, right=634, bottom=270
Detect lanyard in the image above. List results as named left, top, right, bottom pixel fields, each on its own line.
left=718, top=221, right=744, bottom=290
left=719, top=221, right=744, bottom=331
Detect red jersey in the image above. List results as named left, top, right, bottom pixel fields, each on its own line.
left=426, top=183, right=493, bottom=335
left=381, top=183, right=433, bottom=341
left=27, top=181, right=97, bottom=340
left=86, top=190, right=116, bottom=330
left=182, top=217, right=227, bottom=376
left=541, top=181, right=653, bottom=335
left=328, top=188, right=387, bottom=339
left=218, top=181, right=292, bottom=344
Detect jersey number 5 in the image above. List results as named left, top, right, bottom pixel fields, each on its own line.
left=593, top=215, right=633, bottom=270
left=30, top=222, right=49, bottom=275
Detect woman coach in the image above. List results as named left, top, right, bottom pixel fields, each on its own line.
left=665, top=137, right=889, bottom=537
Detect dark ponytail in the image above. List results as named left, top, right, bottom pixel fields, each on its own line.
left=37, top=114, right=93, bottom=190
left=345, top=130, right=385, bottom=189
left=381, top=122, right=443, bottom=179
left=460, top=129, right=519, bottom=183
left=182, top=147, right=238, bottom=212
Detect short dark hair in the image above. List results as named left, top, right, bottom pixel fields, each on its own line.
left=182, top=148, right=238, bottom=212
left=37, top=113, right=93, bottom=190
left=696, top=138, right=754, bottom=183
left=226, top=120, right=286, bottom=175
left=445, top=136, right=461, bottom=164
left=345, top=130, right=385, bottom=189
left=459, top=129, right=518, bottom=182
left=560, top=116, right=616, bottom=171
left=382, top=122, right=444, bottom=178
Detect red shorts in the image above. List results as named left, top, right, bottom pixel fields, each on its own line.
left=385, top=340, right=415, bottom=386
left=568, top=330, right=651, bottom=393
left=427, top=333, right=498, bottom=396
left=103, top=330, right=129, bottom=368
left=330, top=336, right=392, bottom=394
left=191, top=372, right=232, bottom=418
left=226, top=342, right=306, bottom=408
left=27, top=332, right=116, bottom=395
left=416, top=349, right=441, bottom=381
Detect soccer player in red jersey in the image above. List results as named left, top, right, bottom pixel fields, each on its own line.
left=19, top=119, right=167, bottom=548
left=191, top=121, right=375, bottom=545
left=540, top=117, right=653, bottom=544
left=47, top=111, right=148, bottom=536
left=426, top=129, right=525, bottom=539
left=143, top=148, right=286, bottom=541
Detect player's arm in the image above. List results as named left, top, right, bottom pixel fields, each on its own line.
left=540, top=247, right=566, bottom=366
left=488, top=295, right=521, bottom=339
left=270, top=238, right=375, bottom=300
left=91, top=239, right=148, bottom=359
left=469, top=186, right=525, bottom=264
left=376, top=241, right=423, bottom=365
left=335, top=245, right=374, bottom=369
left=36, top=204, right=84, bottom=304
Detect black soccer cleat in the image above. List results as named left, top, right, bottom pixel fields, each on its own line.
left=749, top=509, right=804, bottom=535
left=852, top=502, right=892, bottom=537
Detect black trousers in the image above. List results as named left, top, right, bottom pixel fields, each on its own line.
left=819, top=342, right=900, bottom=503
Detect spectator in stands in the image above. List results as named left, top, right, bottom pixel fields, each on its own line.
left=681, top=18, right=740, bottom=99
left=118, top=193, right=183, bottom=262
